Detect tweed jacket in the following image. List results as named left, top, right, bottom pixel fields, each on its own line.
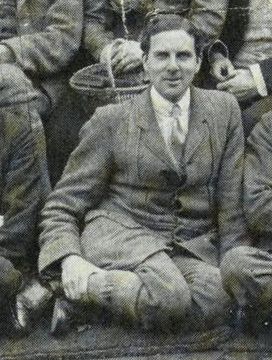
left=0, top=0, right=83, bottom=101
left=84, top=0, right=228, bottom=62
left=214, top=0, right=272, bottom=94
left=244, top=111, right=272, bottom=248
left=39, top=87, right=248, bottom=273
left=0, top=104, right=50, bottom=269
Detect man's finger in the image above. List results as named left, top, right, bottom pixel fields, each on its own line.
left=63, top=281, right=73, bottom=300
left=216, top=79, right=233, bottom=91
left=111, top=46, right=127, bottom=65
left=235, top=90, right=253, bottom=101
left=63, top=275, right=78, bottom=300
left=210, top=67, right=228, bottom=82
left=113, top=57, right=133, bottom=74
left=78, top=275, right=89, bottom=301
left=109, top=46, right=120, bottom=60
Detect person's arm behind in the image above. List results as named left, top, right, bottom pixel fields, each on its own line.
left=1, top=0, right=83, bottom=76
left=244, top=112, right=272, bottom=234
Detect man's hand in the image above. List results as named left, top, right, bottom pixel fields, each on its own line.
left=216, top=68, right=258, bottom=101
left=0, top=44, right=14, bottom=64
left=61, top=255, right=103, bottom=301
left=101, top=40, right=143, bottom=74
left=210, top=56, right=236, bottom=82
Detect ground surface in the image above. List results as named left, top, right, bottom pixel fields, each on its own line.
left=1, top=317, right=272, bottom=360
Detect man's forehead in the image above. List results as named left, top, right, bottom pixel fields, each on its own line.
left=149, top=29, right=195, bottom=50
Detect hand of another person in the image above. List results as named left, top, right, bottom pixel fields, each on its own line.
left=100, top=40, right=143, bottom=74
left=0, top=44, right=14, bottom=64
left=216, top=68, right=258, bottom=101
left=210, top=56, right=236, bottom=82
left=100, top=40, right=122, bottom=65
left=61, top=255, right=103, bottom=301
left=111, top=40, right=143, bottom=74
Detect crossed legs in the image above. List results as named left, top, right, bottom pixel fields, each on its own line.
left=56, top=250, right=230, bottom=331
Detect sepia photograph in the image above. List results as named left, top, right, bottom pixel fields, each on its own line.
left=0, top=0, right=271, bottom=359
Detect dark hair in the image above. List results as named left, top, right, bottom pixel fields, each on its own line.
left=140, top=13, right=208, bottom=58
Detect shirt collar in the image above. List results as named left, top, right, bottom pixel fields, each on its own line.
left=150, top=86, right=191, bottom=117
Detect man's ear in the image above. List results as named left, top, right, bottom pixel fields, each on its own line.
left=195, top=56, right=202, bottom=73
left=142, top=53, right=148, bottom=72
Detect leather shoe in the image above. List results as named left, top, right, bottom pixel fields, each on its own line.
left=7, top=278, right=53, bottom=337
left=51, top=297, right=77, bottom=337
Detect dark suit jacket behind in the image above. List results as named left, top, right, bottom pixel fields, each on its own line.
left=39, top=87, right=248, bottom=273
left=0, top=105, right=50, bottom=270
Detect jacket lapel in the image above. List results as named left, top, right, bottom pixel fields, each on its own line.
left=184, top=87, right=213, bottom=164
left=134, top=87, right=214, bottom=174
left=134, top=88, right=176, bottom=171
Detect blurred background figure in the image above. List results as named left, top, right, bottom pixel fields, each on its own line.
left=0, top=0, right=83, bottom=186
left=84, top=0, right=228, bottom=75
left=0, top=0, right=84, bottom=334
left=208, top=0, right=272, bottom=137
left=0, top=101, right=51, bottom=338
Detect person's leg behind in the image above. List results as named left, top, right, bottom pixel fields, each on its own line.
left=221, top=246, right=272, bottom=318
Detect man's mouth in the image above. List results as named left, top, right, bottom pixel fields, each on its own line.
left=164, top=78, right=181, bottom=85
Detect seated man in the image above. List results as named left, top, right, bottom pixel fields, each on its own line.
left=39, top=14, right=248, bottom=335
left=84, top=0, right=228, bottom=74
left=0, top=100, right=51, bottom=337
left=0, top=0, right=83, bottom=334
left=208, top=0, right=272, bottom=137
left=221, top=111, right=272, bottom=332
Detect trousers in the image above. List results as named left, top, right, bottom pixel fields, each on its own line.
left=68, top=214, right=230, bottom=330
left=0, top=256, right=22, bottom=301
left=76, top=251, right=230, bottom=331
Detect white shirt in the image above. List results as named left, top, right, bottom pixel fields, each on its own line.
left=150, top=86, right=190, bottom=167
left=151, top=86, right=190, bottom=146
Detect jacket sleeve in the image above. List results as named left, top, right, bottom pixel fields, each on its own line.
left=244, top=112, right=272, bottom=234
left=188, top=0, right=227, bottom=40
left=1, top=0, right=83, bottom=76
left=84, top=0, right=228, bottom=62
left=217, top=94, right=250, bottom=259
left=0, top=105, right=49, bottom=265
left=84, top=0, right=115, bottom=62
left=39, top=108, right=113, bottom=274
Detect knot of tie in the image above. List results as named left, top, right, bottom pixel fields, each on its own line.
left=170, top=103, right=182, bottom=120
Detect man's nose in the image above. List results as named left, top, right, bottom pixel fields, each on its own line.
left=167, top=54, right=179, bottom=71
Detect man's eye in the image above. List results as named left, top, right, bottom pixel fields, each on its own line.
left=177, top=52, right=192, bottom=59
left=156, top=52, right=168, bottom=59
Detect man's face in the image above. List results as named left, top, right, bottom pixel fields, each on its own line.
left=143, top=29, right=201, bottom=102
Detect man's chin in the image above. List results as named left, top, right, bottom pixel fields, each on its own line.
left=163, top=88, right=185, bottom=102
